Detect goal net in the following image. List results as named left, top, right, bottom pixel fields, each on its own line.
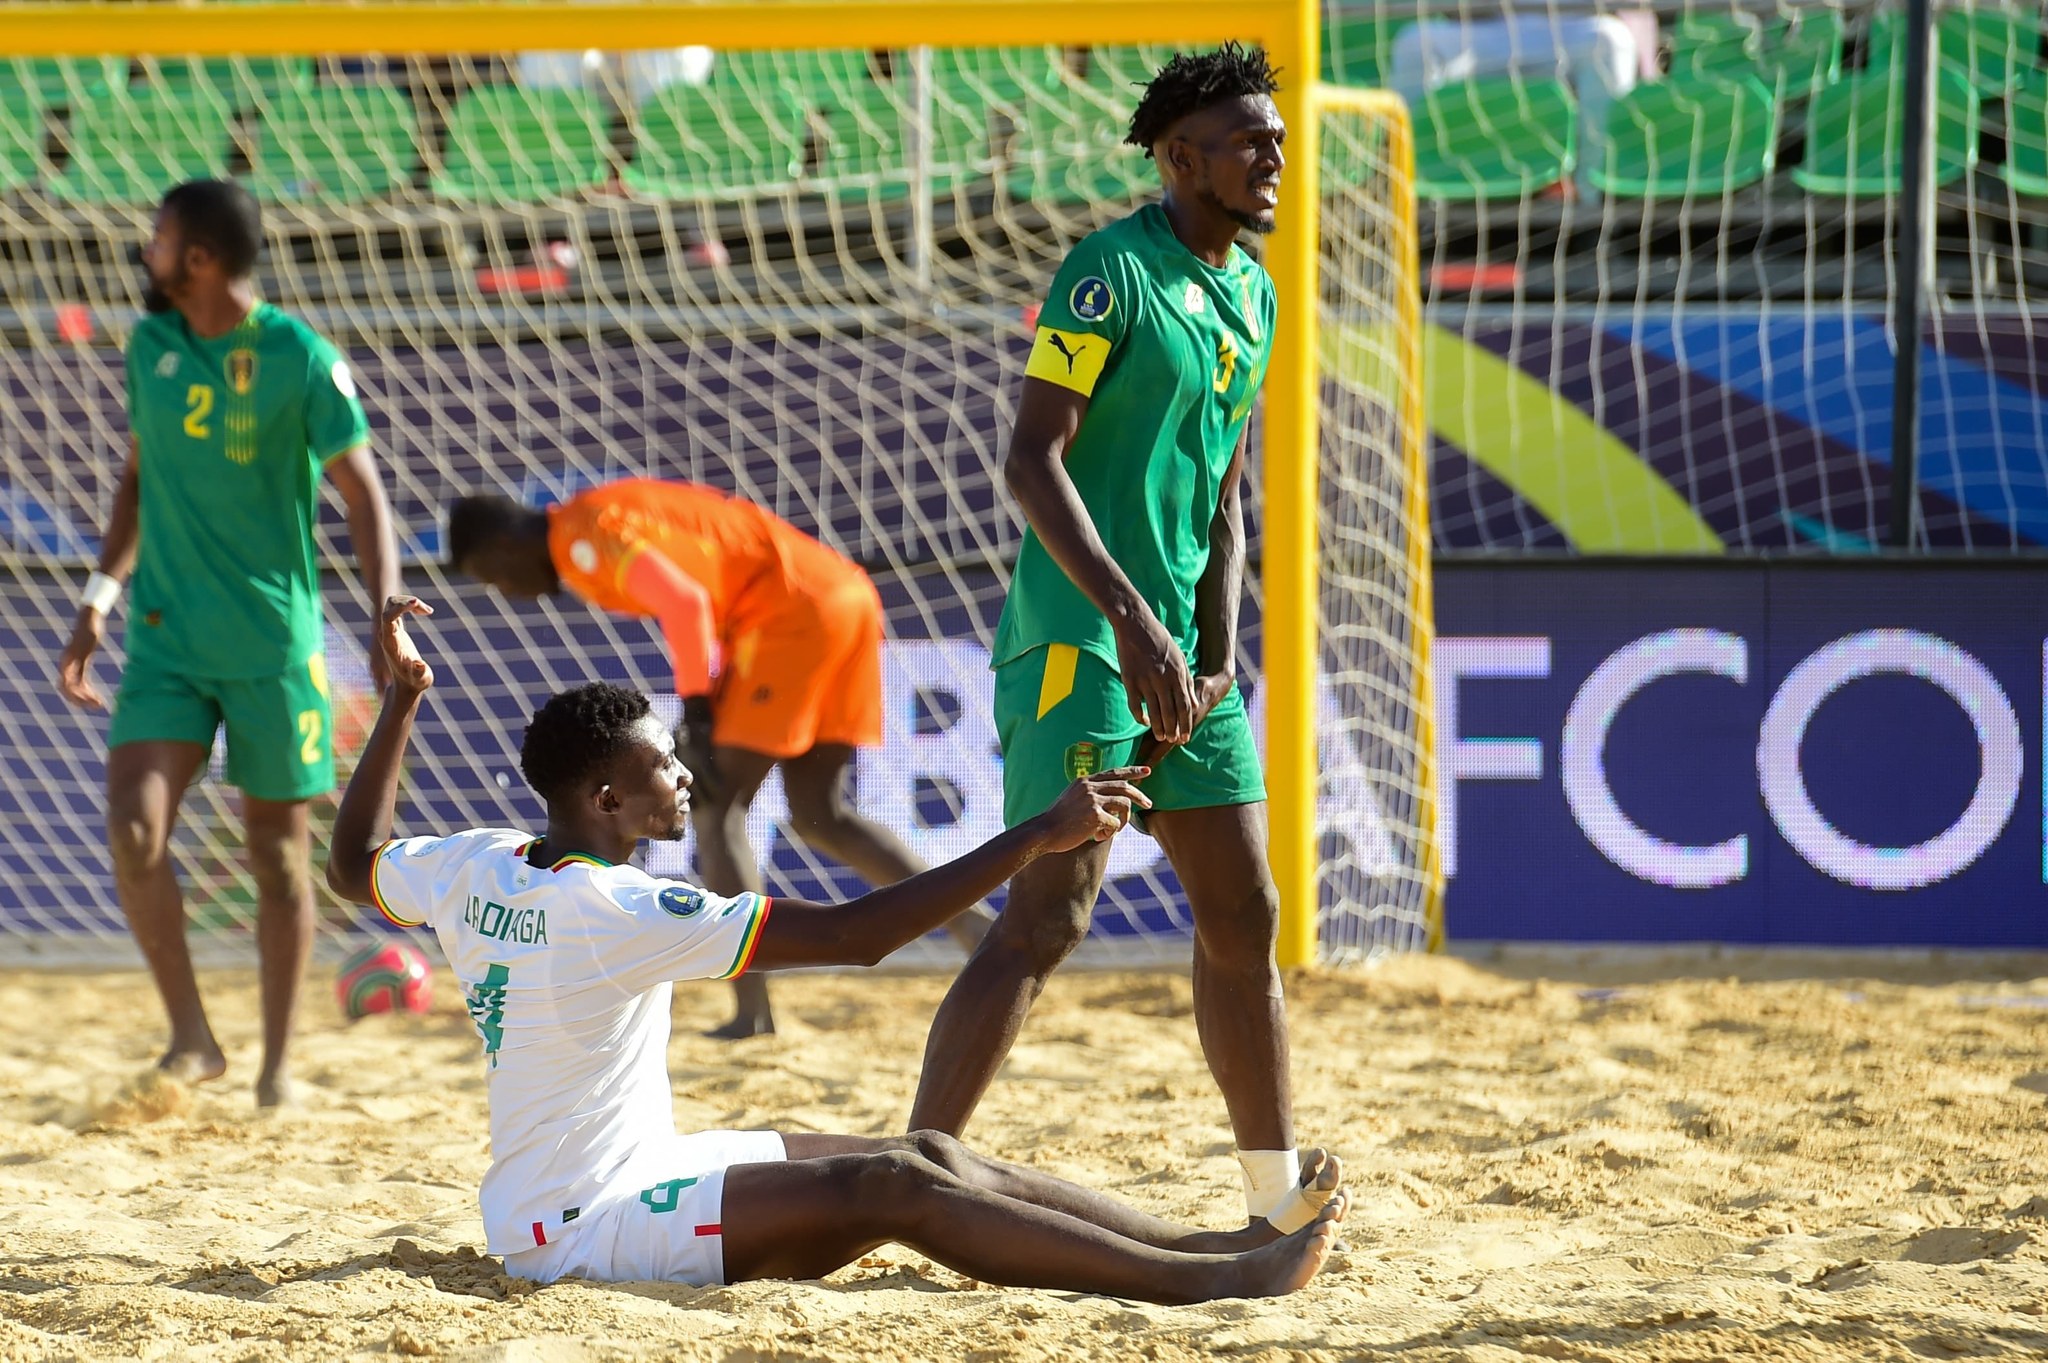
left=0, top=5, right=1435, bottom=965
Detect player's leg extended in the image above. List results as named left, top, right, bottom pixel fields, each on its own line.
left=779, top=743, right=991, bottom=950
left=1148, top=800, right=1294, bottom=1158
left=719, top=1141, right=1339, bottom=1302
left=104, top=738, right=217, bottom=1081
left=691, top=746, right=778, bottom=1039
left=779, top=1132, right=1342, bottom=1253
left=905, top=839, right=1109, bottom=1136
left=223, top=660, right=335, bottom=1106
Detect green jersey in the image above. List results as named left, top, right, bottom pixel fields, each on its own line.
left=992, top=203, right=1277, bottom=672
left=123, top=302, right=369, bottom=679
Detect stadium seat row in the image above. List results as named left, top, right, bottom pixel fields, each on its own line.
left=0, top=48, right=1194, bottom=207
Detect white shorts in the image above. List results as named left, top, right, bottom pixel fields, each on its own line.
left=503, top=1130, right=787, bottom=1286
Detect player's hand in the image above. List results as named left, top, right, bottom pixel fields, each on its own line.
left=1112, top=608, right=1195, bottom=745
left=1034, top=766, right=1152, bottom=852
left=1134, top=673, right=1236, bottom=767
left=379, top=595, right=434, bottom=697
left=57, top=610, right=108, bottom=710
left=674, top=694, right=723, bottom=807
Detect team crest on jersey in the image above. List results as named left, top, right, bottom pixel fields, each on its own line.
left=1069, top=276, right=1114, bottom=322
left=1183, top=281, right=1206, bottom=314
left=659, top=886, right=707, bottom=919
left=225, top=348, right=257, bottom=395
left=1063, top=741, right=1102, bottom=781
left=155, top=352, right=179, bottom=378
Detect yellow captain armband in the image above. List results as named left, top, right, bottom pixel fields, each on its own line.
left=1025, top=326, right=1111, bottom=397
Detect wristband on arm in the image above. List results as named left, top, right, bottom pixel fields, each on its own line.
left=80, top=571, right=122, bottom=616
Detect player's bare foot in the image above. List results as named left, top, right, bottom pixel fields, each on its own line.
left=1221, top=1195, right=1345, bottom=1299
left=704, top=1012, right=775, bottom=1041
left=255, top=1070, right=298, bottom=1109
left=158, top=1044, right=226, bottom=1085
left=1178, top=1148, right=1345, bottom=1253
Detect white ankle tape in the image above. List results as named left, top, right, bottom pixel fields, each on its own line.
left=1236, top=1148, right=1298, bottom=1222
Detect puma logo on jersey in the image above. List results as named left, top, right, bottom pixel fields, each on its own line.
left=1025, top=327, right=1109, bottom=396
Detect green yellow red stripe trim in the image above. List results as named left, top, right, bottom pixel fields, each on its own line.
left=718, top=895, right=772, bottom=979
left=548, top=852, right=612, bottom=871
left=369, top=841, right=425, bottom=928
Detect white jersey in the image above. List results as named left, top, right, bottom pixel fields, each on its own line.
left=369, top=827, right=771, bottom=1255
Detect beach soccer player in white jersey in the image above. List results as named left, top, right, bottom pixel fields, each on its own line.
left=325, top=596, right=1345, bottom=1300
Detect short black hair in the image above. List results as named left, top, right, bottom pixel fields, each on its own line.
left=446, top=493, right=532, bottom=571
left=160, top=179, right=263, bottom=277
left=1125, top=43, right=1282, bottom=155
left=520, top=682, right=654, bottom=805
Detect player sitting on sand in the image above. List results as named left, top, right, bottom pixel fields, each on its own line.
left=325, top=596, right=1344, bottom=1300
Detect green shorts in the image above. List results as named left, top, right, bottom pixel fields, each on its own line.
left=995, top=643, right=1267, bottom=831
left=109, top=654, right=336, bottom=803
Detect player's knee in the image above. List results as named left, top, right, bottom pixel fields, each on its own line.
left=903, top=1128, right=970, bottom=1177
left=106, top=811, right=168, bottom=882
left=854, top=1148, right=950, bottom=1221
left=988, top=901, right=1092, bottom=978
left=246, top=835, right=312, bottom=906
left=1195, top=880, right=1282, bottom=962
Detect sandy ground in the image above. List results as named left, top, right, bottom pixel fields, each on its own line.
left=2, top=951, right=2047, bottom=1361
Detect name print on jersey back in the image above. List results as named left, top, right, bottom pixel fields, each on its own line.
left=464, top=895, right=550, bottom=945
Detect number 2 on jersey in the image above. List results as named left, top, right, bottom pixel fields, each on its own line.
left=183, top=384, right=214, bottom=438
left=1212, top=336, right=1238, bottom=394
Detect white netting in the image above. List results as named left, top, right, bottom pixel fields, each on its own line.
left=1326, top=0, right=2048, bottom=553
left=0, top=33, right=1432, bottom=965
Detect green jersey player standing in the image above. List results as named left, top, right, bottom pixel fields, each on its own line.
left=910, top=46, right=1334, bottom=1237
left=56, top=179, right=398, bottom=1107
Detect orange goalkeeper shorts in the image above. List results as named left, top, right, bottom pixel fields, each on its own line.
left=712, top=571, right=885, bottom=759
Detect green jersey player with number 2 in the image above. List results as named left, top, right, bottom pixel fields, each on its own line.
left=908, top=45, right=1338, bottom=1239
left=56, top=179, right=398, bottom=1107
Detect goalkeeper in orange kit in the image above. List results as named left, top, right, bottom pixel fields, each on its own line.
left=450, top=479, right=989, bottom=1037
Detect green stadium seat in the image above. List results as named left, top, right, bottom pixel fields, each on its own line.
left=1869, top=6, right=2043, bottom=98
left=1791, top=66, right=1980, bottom=196
left=1592, top=76, right=1776, bottom=198
left=1759, top=10, right=1845, bottom=100
left=1323, top=15, right=1397, bottom=87
left=1003, top=49, right=1155, bottom=205
left=1667, top=12, right=1766, bottom=80
left=430, top=86, right=612, bottom=203
left=2000, top=70, right=2048, bottom=194
left=247, top=82, right=418, bottom=204
left=142, top=57, right=316, bottom=111
left=0, top=87, right=44, bottom=195
left=625, top=81, right=805, bottom=200
left=3, top=58, right=127, bottom=109
left=1411, top=77, right=1576, bottom=201
left=47, top=86, right=234, bottom=204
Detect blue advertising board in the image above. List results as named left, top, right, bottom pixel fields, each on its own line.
left=1436, top=561, right=2048, bottom=947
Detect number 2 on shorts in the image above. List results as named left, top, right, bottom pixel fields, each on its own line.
left=296, top=708, right=324, bottom=765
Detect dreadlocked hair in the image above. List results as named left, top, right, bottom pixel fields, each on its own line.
left=1125, top=42, right=1282, bottom=155
left=519, top=682, right=653, bottom=805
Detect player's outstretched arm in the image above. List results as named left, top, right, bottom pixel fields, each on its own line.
left=1005, top=379, right=1194, bottom=744
left=56, top=438, right=141, bottom=710
left=326, top=596, right=436, bottom=905
left=746, top=768, right=1151, bottom=971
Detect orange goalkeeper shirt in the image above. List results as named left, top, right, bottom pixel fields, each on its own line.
left=547, top=479, right=867, bottom=697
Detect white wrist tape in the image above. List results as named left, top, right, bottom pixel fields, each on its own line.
left=80, top=571, right=122, bottom=616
